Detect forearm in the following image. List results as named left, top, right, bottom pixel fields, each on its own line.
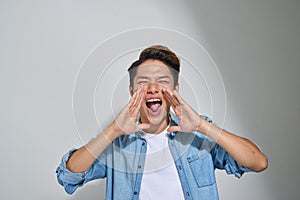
left=198, top=120, right=268, bottom=172
left=66, top=124, right=121, bottom=173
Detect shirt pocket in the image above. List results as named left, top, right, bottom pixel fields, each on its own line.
left=187, top=153, right=216, bottom=188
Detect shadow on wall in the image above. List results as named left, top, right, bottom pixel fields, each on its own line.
left=70, top=180, right=106, bottom=200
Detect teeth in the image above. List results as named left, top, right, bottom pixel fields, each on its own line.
left=146, top=98, right=161, bottom=102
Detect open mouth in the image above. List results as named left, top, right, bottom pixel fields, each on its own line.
left=146, top=98, right=162, bottom=113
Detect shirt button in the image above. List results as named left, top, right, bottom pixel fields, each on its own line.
left=138, top=165, right=142, bottom=169
left=178, top=165, right=182, bottom=170
left=134, top=191, right=138, bottom=195
left=142, top=142, right=145, bottom=146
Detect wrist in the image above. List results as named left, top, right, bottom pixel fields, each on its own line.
left=197, top=119, right=223, bottom=142
left=104, top=123, right=123, bottom=141
left=197, top=119, right=211, bottom=135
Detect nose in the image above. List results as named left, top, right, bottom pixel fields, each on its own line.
left=146, top=83, right=160, bottom=94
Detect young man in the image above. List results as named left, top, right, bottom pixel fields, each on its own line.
left=56, top=45, right=268, bottom=200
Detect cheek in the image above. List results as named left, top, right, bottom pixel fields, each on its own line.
left=161, top=82, right=175, bottom=90
left=131, top=84, right=138, bottom=93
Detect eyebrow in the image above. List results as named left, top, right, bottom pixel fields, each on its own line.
left=136, top=76, right=150, bottom=80
left=157, top=75, right=171, bottom=80
left=136, top=75, right=171, bottom=80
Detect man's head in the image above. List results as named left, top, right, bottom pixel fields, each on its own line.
left=127, top=45, right=181, bottom=132
left=128, top=45, right=180, bottom=89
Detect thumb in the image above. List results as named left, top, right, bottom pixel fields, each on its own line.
left=138, top=123, right=150, bottom=130
left=167, top=126, right=181, bottom=133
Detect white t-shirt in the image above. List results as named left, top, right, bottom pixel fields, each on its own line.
left=139, top=128, right=185, bottom=200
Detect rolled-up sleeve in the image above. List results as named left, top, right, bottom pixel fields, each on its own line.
left=200, top=115, right=252, bottom=178
left=56, top=148, right=107, bottom=194
left=211, top=144, right=252, bottom=178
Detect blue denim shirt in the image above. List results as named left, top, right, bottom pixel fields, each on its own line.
left=56, top=113, right=251, bottom=200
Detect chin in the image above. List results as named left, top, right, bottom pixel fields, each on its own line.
left=140, top=106, right=169, bottom=126
left=149, top=109, right=168, bottom=125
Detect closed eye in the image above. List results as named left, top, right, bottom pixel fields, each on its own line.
left=159, top=80, right=170, bottom=84
left=137, top=81, right=148, bottom=85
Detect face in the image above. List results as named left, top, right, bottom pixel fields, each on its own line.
left=130, top=60, right=179, bottom=131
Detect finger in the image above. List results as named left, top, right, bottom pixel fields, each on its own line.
left=162, top=88, right=174, bottom=105
left=130, top=86, right=145, bottom=116
left=168, top=89, right=180, bottom=106
left=131, top=86, right=142, bottom=107
left=128, top=87, right=139, bottom=107
left=170, top=90, right=181, bottom=106
left=162, top=89, right=169, bottom=104
left=174, top=90, right=198, bottom=115
left=173, top=90, right=185, bottom=105
left=135, top=85, right=145, bottom=108
left=167, top=126, right=181, bottom=132
left=163, top=88, right=180, bottom=107
left=129, top=86, right=143, bottom=111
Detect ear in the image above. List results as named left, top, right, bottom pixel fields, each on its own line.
left=175, top=83, right=179, bottom=92
left=129, top=85, right=133, bottom=96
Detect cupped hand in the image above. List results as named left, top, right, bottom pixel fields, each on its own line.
left=162, top=88, right=202, bottom=133
left=112, top=85, right=150, bottom=135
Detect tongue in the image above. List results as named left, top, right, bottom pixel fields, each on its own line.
left=148, top=102, right=161, bottom=112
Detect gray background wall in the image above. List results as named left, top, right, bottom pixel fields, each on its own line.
left=1, top=0, right=299, bottom=199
